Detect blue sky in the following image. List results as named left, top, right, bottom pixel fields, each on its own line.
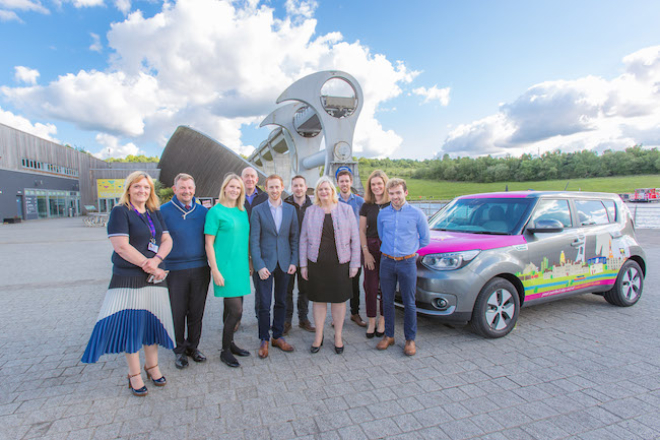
left=1, top=0, right=660, bottom=160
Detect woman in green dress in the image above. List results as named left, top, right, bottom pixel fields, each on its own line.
left=204, top=173, right=251, bottom=368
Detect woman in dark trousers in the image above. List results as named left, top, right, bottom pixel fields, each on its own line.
left=82, top=171, right=174, bottom=396
left=359, top=170, right=390, bottom=338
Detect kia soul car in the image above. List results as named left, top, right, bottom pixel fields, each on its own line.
left=408, top=191, right=646, bottom=338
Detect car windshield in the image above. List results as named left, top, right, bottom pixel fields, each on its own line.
left=429, top=197, right=534, bottom=235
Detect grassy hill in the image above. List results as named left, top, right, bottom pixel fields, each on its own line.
left=358, top=173, right=660, bottom=200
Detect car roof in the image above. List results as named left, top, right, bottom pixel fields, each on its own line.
left=456, top=190, right=621, bottom=200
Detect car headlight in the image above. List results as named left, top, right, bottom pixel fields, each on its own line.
left=421, top=250, right=481, bottom=271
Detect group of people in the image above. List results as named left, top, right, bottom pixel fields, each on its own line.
left=81, top=166, right=430, bottom=397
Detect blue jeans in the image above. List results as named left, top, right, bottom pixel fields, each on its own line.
left=380, top=257, right=417, bottom=341
left=255, top=265, right=290, bottom=341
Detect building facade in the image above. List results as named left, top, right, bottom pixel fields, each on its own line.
left=0, top=123, right=159, bottom=221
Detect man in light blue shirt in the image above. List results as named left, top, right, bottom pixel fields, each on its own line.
left=376, top=178, right=430, bottom=356
left=337, top=168, right=367, bottom=327
left=249, top=175, right=299, bottom=359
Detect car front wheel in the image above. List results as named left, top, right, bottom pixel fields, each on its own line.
left=470, top=278, right=520, bottom=338
left=604, top=260, right=643, bottom=307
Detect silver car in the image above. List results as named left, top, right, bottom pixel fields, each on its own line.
left=405, top=191, right=646, bottom=338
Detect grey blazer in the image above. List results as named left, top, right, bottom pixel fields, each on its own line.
left=249, top=201, right=299, bottom=273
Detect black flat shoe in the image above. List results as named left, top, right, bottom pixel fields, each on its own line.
left=220, top=350, right=240, bottom=368
left=230, top=342, right=250, bottom=357
left=375, top=330, right=385, bottom=338
left=310, top=337, right=324, bottom=354
left=186, top=349, right=207, bottom=363
left=366, top=330, right=375, bottom=339
left=175, top=353, right=189, bottom=369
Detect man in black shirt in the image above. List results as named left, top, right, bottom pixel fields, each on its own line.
left=283, top=175, right=315, bottom=334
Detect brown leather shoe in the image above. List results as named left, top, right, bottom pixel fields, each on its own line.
left=283, top=322, right=292, bottom=335
left=258, top=340, right=269, bottom=359
left=271, top=337, right=294, bottom=352
left=404, top=340, right=416, bottom=356
left=376, top=336, right=395, bottom=350
left=351, top=314, right=367, bottom=327
left=299, top=320, right=316, bottom=332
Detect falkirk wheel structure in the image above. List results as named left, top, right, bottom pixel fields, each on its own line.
left=159, top=70, right=364, bottom=196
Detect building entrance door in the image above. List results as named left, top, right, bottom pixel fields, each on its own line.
left=16, top=195, right=24, bottom=219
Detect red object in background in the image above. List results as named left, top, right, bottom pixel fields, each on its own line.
left=631, top=188, right=660, bottom=202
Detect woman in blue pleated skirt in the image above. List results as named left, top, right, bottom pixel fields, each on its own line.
left=82, top=171, right=175, bottom=396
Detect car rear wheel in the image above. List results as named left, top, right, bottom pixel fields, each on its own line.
left=604, top=260, right=643, bottom=307
left=470, top=278, right=520, bottom=338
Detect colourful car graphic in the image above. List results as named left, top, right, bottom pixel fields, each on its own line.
left=410, top=191, right=646, bottom=338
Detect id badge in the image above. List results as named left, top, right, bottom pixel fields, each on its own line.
left=148, top=242, right=159, bottom=253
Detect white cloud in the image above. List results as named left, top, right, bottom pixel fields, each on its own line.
left=93, top=132, right=142, bottom=159
left=0, top=106, right=59, bottom=142
left=114, top=0, right=130, bottom=14
left=0, top=9, right=22, bottom=21
left=412, top=85, right=451, bottom=105
left=89, top=32, right=102, bottom=52
left=1, top=0, right=418, bottom=158
left=66, top=0, right=104, bottom=8
left=14, top=66, right=40, bottom=85
left=285, top=0, right=317, bottom=19
left=437, top=45, right=660, bottom=157
left=0, top=0, right=48, bottom=13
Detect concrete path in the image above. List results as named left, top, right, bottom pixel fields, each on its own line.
left=1, top=218, right=659, bottom=440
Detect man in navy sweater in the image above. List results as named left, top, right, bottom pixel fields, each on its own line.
left=161, top=173, right=210, bottom=369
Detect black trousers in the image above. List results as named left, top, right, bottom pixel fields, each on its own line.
left=168, top=266, right=211, bottom=355
left=350, top=267, right=362, bottom=315
left=286, top=270, right=310, bottom=323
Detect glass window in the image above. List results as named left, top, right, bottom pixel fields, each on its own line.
left=530, top=199, right=572, bottom=228
left=428, top=197, right=534, bottom=235
left=602, top=200, right=616, bottom=222
left=575, top=200, right=609, bottom=226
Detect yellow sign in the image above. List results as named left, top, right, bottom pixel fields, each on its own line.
left=97, top=179, right=125, bottom=198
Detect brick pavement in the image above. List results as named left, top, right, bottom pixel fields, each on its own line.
left=0, top=218, right=659, bottom=440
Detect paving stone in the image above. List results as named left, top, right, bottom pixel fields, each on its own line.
left=2, top=221, right=660, bottom=440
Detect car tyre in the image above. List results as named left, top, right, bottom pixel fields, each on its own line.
left=470, top=278, right=520, bottom=338
left=604, top=260, right=643, bottom=307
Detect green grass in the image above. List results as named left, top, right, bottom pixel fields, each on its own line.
left=359, top=174, right=660, bottom=201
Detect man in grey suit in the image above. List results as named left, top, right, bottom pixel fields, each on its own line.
left=250, top=174, right=299, bottom=359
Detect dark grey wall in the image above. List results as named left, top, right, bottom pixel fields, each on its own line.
left=0, top=169, right=78, bottom=220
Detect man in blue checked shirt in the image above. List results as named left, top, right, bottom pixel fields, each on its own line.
left=376, top=178, right=430, bottom=356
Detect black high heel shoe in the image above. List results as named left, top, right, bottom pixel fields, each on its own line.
left=127, top=372, right=148, bottom=396
left=334, top=335, right=344, bottom=354
left=366, top=327, right=376, bottom=339
left=144, top=364, right=167, bottom=387
left=310, top=337, right=324, bottom=354
left=375, top=330, right=384, bottom=337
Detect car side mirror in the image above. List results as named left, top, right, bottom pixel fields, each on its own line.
left=527, top=219, right=564, bottom=233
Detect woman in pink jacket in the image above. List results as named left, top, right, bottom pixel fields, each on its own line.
left=300, top=176, right=360, bottom=354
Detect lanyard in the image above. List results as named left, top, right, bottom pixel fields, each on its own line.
left=130, top=203, right=156, bottom=241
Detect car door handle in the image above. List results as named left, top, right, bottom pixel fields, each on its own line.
left=571, top=240, right=585, bottom=247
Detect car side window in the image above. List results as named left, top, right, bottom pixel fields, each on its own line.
left=530, top=199, right=572, bottom=228
left=575, top=200, right=609, bottom=226
left=602, top=200, right=616, bottom=222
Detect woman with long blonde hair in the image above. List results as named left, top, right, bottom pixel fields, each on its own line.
left=82, top=171, right=174, bottom=397
left=299, top=176, right=360, bottom=354
left=204, top=173, right=251, bottom=368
